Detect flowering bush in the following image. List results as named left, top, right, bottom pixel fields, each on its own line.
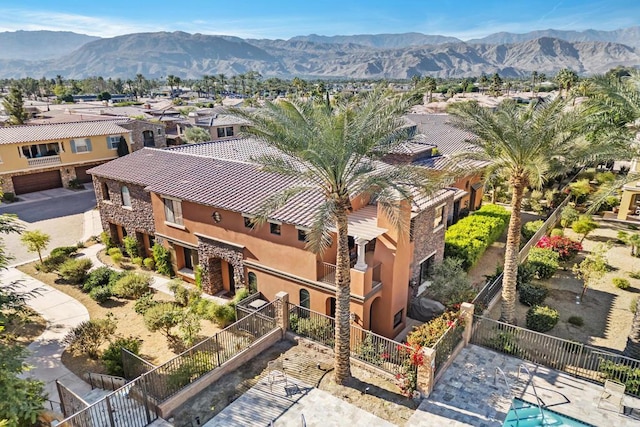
left=395, top=343, right=424, bottom=397
left=536, top=235, right=582, bottom=261
left=407, top=311, right=462, bottom=348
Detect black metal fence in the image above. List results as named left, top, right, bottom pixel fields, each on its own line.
left=286, top=303, right=413, bottom=376
left=471, top=316, right=640, bottom=397
left=433, top=318, right=464, bottom=376
left=122, top=348, right=156, bottom=381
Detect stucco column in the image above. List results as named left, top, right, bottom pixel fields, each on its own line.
left=275, top=291, right=289, bottom=333
left=416, top=347, right=436, bottom=398
left=461, top=302, right=474, bottom=345
left=354, top=238, right=369, bottom=271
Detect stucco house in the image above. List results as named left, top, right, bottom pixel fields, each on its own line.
left=0, top=118, right=166, bottom=195
left=88, top=136, right=456, bottom=338
left=617, top=158, right=640, bottom=222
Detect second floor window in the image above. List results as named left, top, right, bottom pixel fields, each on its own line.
left=71, top=138, right=92, bottom=153
left=164, top=198, right=183, bottom=225
left=216, top=126, right=234, bottom=138
left=433, top=205, right=445, bottom=229
left=107, top=135, right=121, bottom=150
left=121, top=186, right=131, bottom=207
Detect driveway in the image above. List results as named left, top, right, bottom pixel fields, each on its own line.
left=0, top=188, right=96, bottom=264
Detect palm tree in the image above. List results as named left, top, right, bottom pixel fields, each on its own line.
left=231, top=87, right=446, bottom=383
left=449, top=98, right=606, bottom=324
left=531, top=71, right=538, bottom=96
left=556, top=68, right=578, bottom=98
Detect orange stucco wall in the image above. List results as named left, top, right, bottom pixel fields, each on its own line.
left=453, top=173, right=484, bottom=211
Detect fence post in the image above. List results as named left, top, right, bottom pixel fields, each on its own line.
left=416, top=347, right=436, bottom=398
left=275, top=291, right=289, bottom=334
left=461, top=302, right=474, bottom=346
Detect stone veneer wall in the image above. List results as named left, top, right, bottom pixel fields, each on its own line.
left=408, top=195, right=454, bottom=297
left=121, top=120, right=167, bottom=151
left=93, top=178, right=155, bottom=239
left=197, top=235, right=245, bottom=295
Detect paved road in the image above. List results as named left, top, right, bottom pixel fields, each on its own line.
left=0, top=190, right=96, bottom=264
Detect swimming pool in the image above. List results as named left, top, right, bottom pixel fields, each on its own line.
left=502, top=398, right=595, bottom=427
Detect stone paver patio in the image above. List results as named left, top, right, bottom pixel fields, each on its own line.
left=407, top=344, right=640, bottom=426
left=204, top=376, right=394, bottom=426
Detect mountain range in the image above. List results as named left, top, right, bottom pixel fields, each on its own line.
left=0, top=27, right=638, bottom=79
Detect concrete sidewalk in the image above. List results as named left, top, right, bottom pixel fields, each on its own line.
left=7, top=267, right=92, bottom=402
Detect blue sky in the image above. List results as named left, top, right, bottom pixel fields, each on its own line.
left=0, top=0, right=638, bottom=39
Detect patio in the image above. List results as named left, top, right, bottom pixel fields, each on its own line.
left=407, top=344, right=640, bottom=426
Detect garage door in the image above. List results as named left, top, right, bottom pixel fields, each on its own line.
left=74, top=165, right=93, bottom=184
left=12, top=170, right=63, bottom=195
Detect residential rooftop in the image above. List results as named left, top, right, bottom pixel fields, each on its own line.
left=0, top=119, right=131, bottom=144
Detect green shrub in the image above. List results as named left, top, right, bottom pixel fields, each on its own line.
left=567, top=316, right=584, bottom=327
left=107, top=247, right=122, bottom=257
left=58, top=258, right=93, bottom=284
left=168, top=280, right=200, bottom=307
left=134, top=291, right=158, bottom=315
left=212, top=303, right=236, bottom=327
left=2, top=192, right=17, bottom=202
left=486, top=331, right=520, bottom=356
left=598, top=360, right=640, bottom=396
left=550, top=228, right=564, bottom=237
left=517, top=262, right=537, bottom=288
left=631, top=297, right=639, bottom=314
left=152, top=244, right=173, bottom=276
left=112, top=273, right=151, bottom=299
left=192, top=298, right=215, bottom=321
left=519, top=282, right=549, bottom=306
left=123, top=236, right=139, bottom=258
left=132, top=257, right=143, bottom=266
left=40, top=252, right=71, bottom=273
left=527, top=247, right=559, bottom=280
left=445, top=204, right=510, bottom=269
left=50, top=246, right=78, bottom=258
left=143, top=257, right=155, bottom=270
left=89, top=286, right=113, bottom=304
left=560, top=205, right=580, bottom=228
left=425, top=258, right=476, bottom=308
left=100, top=231, right=114, bottom=249
left=407, top=311, right=462, bottom=348
left=111, top=252, right=124, bottom=265
left=289, top=314, right=335, bottom=347
left=526, top=305, right=559, bottom=332
left=101, top=337, right=142, bottom=377
left=195, top=265, right=203, bottom=289
left=166, top=352, right=215, bottom=392
left=63, top=316, right=116, bottom=358
left=569, top=179, right=593, bottom=204
left=83, top=266, right=115, bottom=292
left=522, top=220, right=544, bottom=242
left=629, top=271, right=640, bottom=280
left=613, top=277, right=631, bottom=290
left=143, top=302, right=182, bottom=338
left=595, top=171, right=616, bottom=184
left=233, top=288, right=250, bottom=303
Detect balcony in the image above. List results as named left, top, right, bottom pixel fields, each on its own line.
left=318, top=252, right=382, bottom=297
left=27, top=155, right=62, bottom=167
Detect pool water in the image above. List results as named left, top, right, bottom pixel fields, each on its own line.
left=502, top=398, right=595, bottom=427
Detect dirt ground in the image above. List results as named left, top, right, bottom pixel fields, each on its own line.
left=172, top=338, right=417, bottom=427
left=3, top=306, right=47, bottom=346
left=489, top=219, right=640, bottom=352
left=17, top=262, right=222, bottom=378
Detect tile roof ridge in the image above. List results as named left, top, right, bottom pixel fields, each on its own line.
left=0, top=118, right=132, bottom=130
left=157, top=145, right=260, bottom=167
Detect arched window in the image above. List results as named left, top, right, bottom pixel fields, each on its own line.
left=121, top=186, right=131, bottom=207
left=300, top=289, right=310, bottom=309
left=248, top=272, right=258, bottom=294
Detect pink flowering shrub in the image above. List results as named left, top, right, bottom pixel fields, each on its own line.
left=536, top=235, right=582, bottom=261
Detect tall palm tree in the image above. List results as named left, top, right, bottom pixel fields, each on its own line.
left=531, top=71, right=538, bottom=96
left=449, top=98, right=610, bottom=324
left=556, top=68, right=579, bottom=98
left=231, top=87, right=446, bottom=383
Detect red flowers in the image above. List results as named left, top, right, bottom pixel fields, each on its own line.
left=536, top=235, right=582, bottom=261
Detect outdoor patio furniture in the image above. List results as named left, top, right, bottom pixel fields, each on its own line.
left=598, top=379, right=626, bottom=413
left=267, top=360, right=288, bottom=392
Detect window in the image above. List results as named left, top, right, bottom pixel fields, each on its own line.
left=300, top=289, right=310, bottom=309
left=433, top=204, right=445, bottom=229
left=102, top=182, right=110, bottom=201
left=107, top=135, right=121, bottom=150
left=183, top=247, right=198, bottom=270
left=142, top=130, right=155, bottom=147
left=393, top=309, right=403, bottom=328
left=297, top=229, right=307, bottom=242
left=216, top=126, right=234, bottom=138
left=269, top=222, right=281, bottom=235
left=418, top=254, right=435, bottom=284
left=243, top=216, right=253, bottom=228
left=164, top=198, right=183, bottom=225
left=121, top=186, right=131, bottom=207
left=248, top=272, right=258, bottom=294
left=71, top=138, right=92, bottom=153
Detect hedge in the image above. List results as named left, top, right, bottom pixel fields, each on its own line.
left=527, top=247, right=559, bottom=280
left=445, top=204, right=510, bottom=269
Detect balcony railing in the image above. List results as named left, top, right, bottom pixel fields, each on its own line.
left=27, top=155, right=61, bottom=167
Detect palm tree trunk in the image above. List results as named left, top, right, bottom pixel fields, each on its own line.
left=333, top=208, right=352, bottom=384
left=625, top=308, right=640, bottom=359
left=501, top=178, right=525, bottom=324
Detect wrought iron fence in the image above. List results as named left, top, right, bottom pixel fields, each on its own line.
left=86, top=372, right=127, bottom=391
left=472, top=273, right=503, bottom=312
left=286, top=303, right=412, bottom=376
left=121, top=348, right=156, bottom=381
left=471, top=316, right=640, bottom=397
left=319, top=262, right=337, bottom=284
left=433, top=319, right=464, bottom=376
